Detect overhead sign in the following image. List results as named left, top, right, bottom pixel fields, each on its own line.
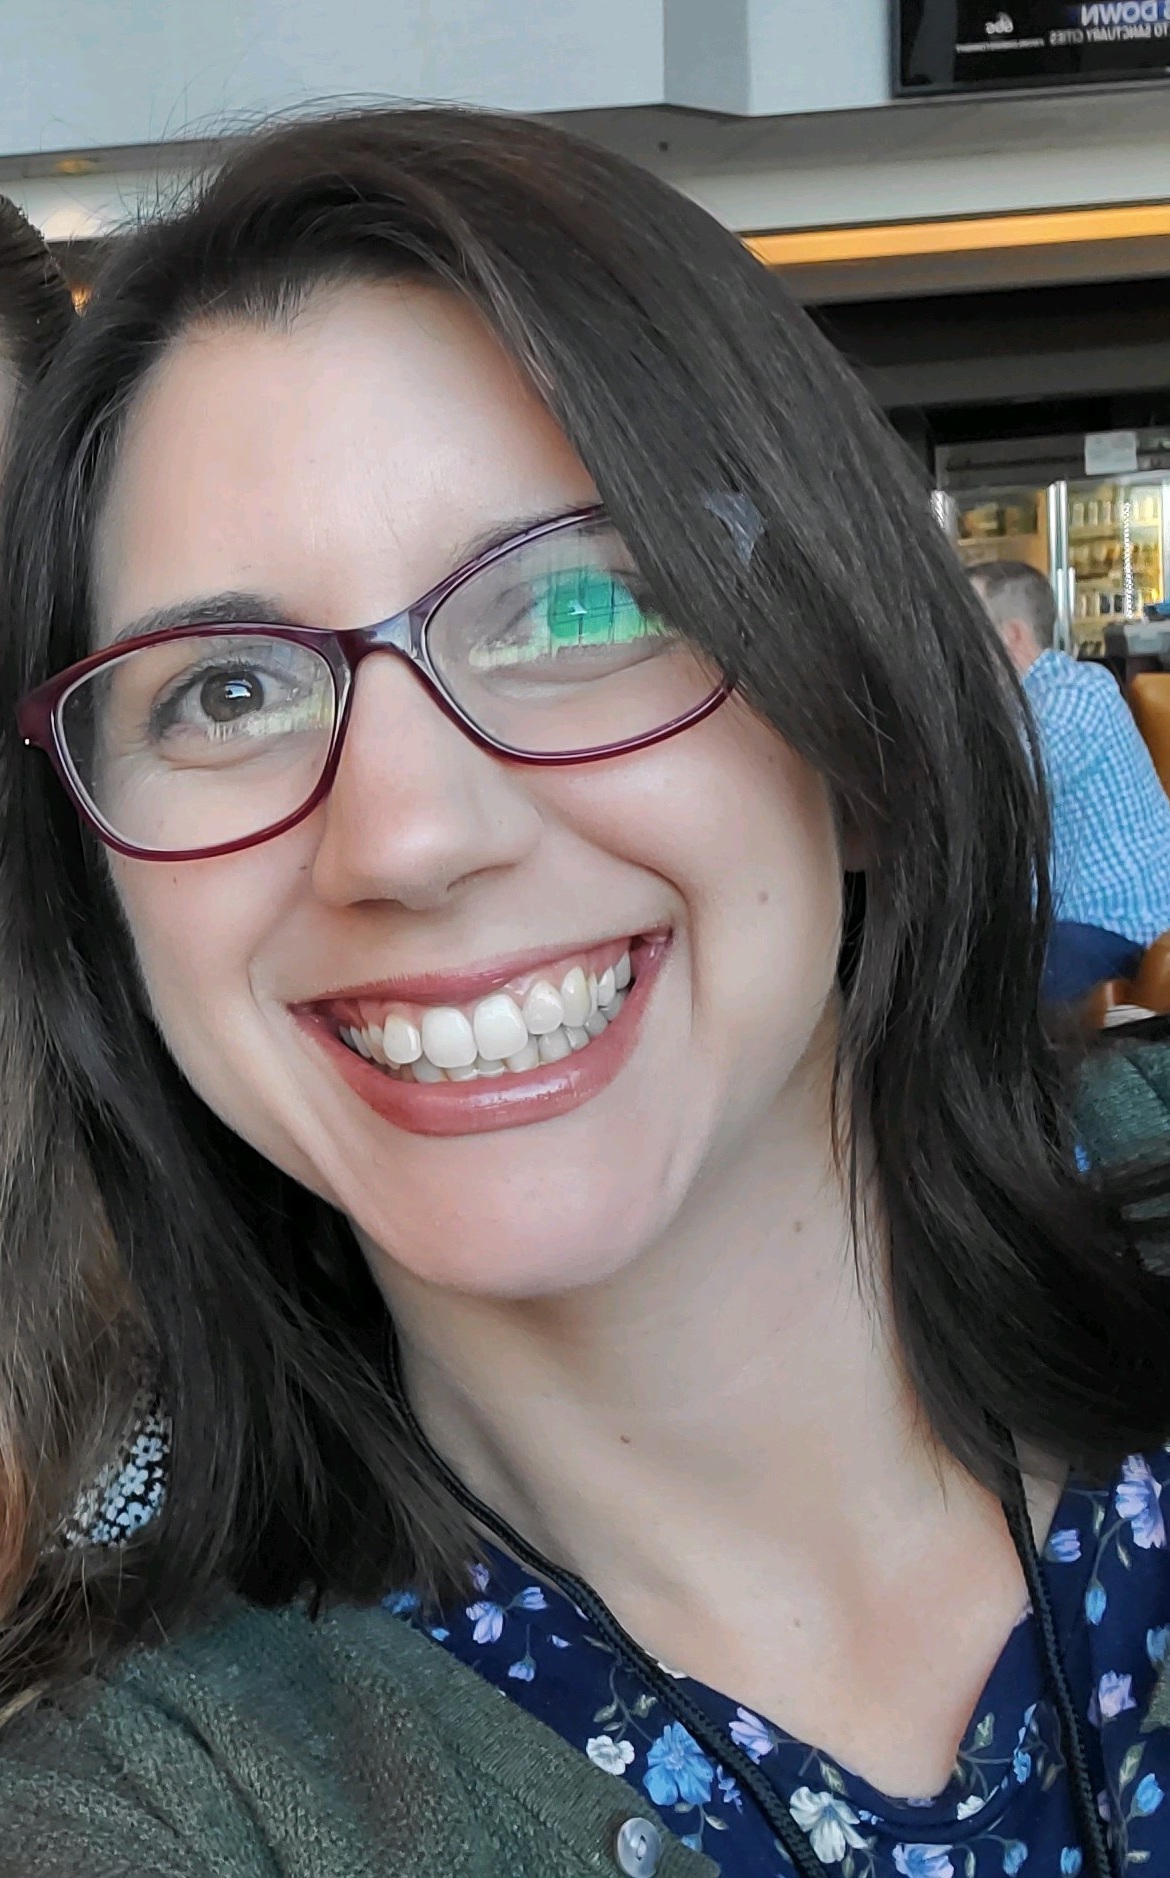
left=897, top=1, right=1170, bottom=93
left=1084, top=430, right=1140, bottom=475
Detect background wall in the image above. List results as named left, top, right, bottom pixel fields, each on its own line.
left=1, top=0, right=1169, bottom=261
left=0, top=0, right=670, bottom=151
left=0, top=0, right=896, bottom=158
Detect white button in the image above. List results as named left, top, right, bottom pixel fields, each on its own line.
left=614, top=1816, right=663, bottom=1877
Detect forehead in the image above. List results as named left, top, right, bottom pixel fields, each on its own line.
left=93, top=279, right=594, bottom=643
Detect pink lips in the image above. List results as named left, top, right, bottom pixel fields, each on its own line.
left=304, top=935, right=643, bottom=1010
left=296, top=931, right=668, bottom=1137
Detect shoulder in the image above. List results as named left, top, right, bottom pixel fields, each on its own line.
left=0, top=1602, right=477, bottom=1876
left=0, top=1597, right=660, bottom=1878
left=1027, top=651, right=1119, bottom=712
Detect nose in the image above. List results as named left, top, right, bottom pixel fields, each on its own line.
left=310, top=653, right=543, bottom=912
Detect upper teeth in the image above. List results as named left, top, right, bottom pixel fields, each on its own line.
left=382, top=1014, right=422, bottom=1065
left=338, top=950, right=633, bottom=1082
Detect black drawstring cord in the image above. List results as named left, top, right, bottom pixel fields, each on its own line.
left=389, top=1352, right=824, bottom=1878
left=392, top=1349, right=1117, bottom=1878
left=458, top=1492, right=825, bottom=1878
left=998, top=1458, right=1118, bottom=1878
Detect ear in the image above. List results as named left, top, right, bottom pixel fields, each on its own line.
left=1000, top=618, right=1033, bottom=669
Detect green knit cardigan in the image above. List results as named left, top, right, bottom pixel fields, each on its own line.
left=0, top=1040, right=1167, bottom=1878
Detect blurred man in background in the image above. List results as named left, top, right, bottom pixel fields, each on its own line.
left=971, top=559, right=1170, bottom=1004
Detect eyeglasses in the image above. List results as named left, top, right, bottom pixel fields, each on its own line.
left=19, top=507, right=729, bottom=863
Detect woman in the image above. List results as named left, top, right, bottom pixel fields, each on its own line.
left=0, top=107, right=1168, bottom=1878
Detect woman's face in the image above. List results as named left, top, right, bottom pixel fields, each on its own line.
left=96, top=280, right=844, bottom=1297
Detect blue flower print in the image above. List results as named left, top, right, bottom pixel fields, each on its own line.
left=1133, top=1773, right=1165, bottom=1817
left=892, top=1846, right=954, bottom=1878
left=716, top=1768, right=743, bottom=1811
left=383, top=1590, right=419, bottom=1616
left=728, top=1706, right=774, bottom=1763
left=1089, top=1671, right=1137, bottom=1726
left=1116, top=1455, right=1167, bottom=1550
left=468, top=1563, right=490, bottom=1592
left=1147, top=1626, right=1170, bottom=1668
left=467, top=1600, right=505, bottom=1644
left=644, top=1724, right=715, bottom=1809
left=388, top=1457, right=1170, bottom=1878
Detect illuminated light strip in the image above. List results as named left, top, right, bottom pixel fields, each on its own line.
left=67, top=201, right=1170, bottom=311
left=744, top=201, right=1170, bottom=269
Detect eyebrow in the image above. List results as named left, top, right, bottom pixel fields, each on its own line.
left=104, top=506, right=599, bottom=649
left=107, top=592, right=292, bottom=648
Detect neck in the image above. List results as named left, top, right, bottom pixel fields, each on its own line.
left=372, top=1053, right=971, bottom=1609
left=368, top=1054, right=1067, bottom=1799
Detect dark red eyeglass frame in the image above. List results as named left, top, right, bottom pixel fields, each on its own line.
left=18, top=504, right=731, bottom=863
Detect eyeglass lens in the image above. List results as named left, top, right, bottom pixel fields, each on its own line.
left=57, top=518, right=718, bottom=855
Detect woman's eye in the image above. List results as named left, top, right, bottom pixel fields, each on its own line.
left=472, top=569, right=666, bottom=670
left=196, top=669, right=268, bottom=723
left=152, top=663, right=279, bottom=735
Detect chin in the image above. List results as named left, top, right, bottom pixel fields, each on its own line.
left=346, top=1154, right=684, bottom=1300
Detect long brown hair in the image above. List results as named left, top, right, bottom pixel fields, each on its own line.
left=0, top=198, right=73, bottom=385
left=1, top=105, right=1167, bottom=1710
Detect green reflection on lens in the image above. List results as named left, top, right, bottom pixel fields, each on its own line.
left=542, top=570, right=655, bottom=646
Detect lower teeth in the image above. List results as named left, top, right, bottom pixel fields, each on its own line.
left=340, top=987, right=629, bottom=1082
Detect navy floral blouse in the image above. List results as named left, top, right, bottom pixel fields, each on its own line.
left=390, top=1448, right=1170, bottom=1878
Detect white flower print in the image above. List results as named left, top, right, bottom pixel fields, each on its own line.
left=586, top=1734, right=636, bottom=1776
left=789, top=1786, right=868, bottom=1863
left=466, top=1600, right=505, bottom=1644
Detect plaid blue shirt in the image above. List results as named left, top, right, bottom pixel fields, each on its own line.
left=1024, top=649, right=1170, bottom=944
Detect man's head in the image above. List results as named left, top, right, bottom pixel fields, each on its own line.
left=969, top=560, right=1058, bottom=674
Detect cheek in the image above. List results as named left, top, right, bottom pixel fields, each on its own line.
left=536, top=709, right=844, bottom=1066
left=110, top=846, right=310, bottom=1131
left=538, top=707, right=841, bottom=951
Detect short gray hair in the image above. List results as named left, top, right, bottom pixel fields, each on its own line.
left=969, top=559, right=1057, bottom=650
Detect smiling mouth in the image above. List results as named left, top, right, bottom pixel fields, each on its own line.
left=313, top=937, right=645, bottom=1086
